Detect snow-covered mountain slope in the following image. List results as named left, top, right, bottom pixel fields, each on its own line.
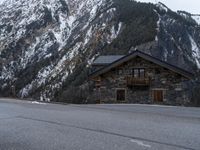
left=0, top=0, right=122, bottom=100
left=191, top=15, right=200, bottom=25
left=0, top=0, right=200, bottom=101
left=177, top=10, right=200, bottom=26
left=147, top=4, right=200, bottom=70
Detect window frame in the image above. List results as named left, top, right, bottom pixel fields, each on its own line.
left=132, top=68, right=146, bottom=78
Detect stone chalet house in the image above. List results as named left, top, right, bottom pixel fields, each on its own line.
left=89, top=50, right=194, bottom=105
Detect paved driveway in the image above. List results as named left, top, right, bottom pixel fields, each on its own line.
left=0, top=98, right=200, bottom=150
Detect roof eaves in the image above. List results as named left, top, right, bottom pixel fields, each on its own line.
left=89, top=50, right=194, bottom=79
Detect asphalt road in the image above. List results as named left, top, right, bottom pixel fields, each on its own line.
left=0, top=98, right=200, bottom=150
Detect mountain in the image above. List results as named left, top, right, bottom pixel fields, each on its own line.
left=0, top=0, right=200, bottom=102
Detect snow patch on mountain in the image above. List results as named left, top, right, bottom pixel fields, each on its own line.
left=188, top=34, right=200, bottom=68
left=107, top=22, right=122, bottom=44
left=0, top=0, right=122, bottom=100
left=156, top=2, right=168, bottom=12
left=153, top=9, right=161, bottom=41
left=192, top=15, right=200, bottom=25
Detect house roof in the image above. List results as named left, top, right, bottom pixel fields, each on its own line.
left=92, top=55, right=125, bottom=65
left=90, top=50, right=194, bottom=79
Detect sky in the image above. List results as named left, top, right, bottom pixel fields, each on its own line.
left=0, top=0, right=199, bottom=14
left=137, top=0, right=200, bottom=14
left=0, top=0, right=4, bottom=5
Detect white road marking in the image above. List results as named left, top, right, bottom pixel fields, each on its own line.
left=130, top=139, right=152, bottom=148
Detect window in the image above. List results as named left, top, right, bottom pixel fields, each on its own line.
left=134, top=69, right=139, bottom=78
left=140, top=69, right=145, bottom=78
left=118, top=69, right=123, bottom=75
left=175, top=83, right=182, bottom=91
left=124, top=69, right=131, bottom=75
left=133, top=68, right=145, bottom=78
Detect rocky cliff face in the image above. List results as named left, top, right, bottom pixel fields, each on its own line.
left=154, top=4, right=200, bottom=71
left=0, top=0, right=199, bottom=101
left=134, top=3, right=200, bottom=71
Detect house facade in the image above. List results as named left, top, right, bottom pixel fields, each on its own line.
left=89, top=50, right=194, bottom=105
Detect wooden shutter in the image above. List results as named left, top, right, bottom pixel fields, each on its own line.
left=153, top=90, right=163, bottom=102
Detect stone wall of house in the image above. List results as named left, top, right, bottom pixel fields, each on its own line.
left=91, top=56, right=191, bottom=105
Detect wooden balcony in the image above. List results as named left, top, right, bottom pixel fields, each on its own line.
left=126, top=76, right=150, bottom=86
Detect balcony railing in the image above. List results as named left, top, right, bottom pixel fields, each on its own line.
left=126, top=76, right=150, bottom=86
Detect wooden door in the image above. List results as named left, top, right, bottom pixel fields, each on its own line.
left=153, top=90, right=163, bottom=102
left=116, top=89, right=126, bottom=102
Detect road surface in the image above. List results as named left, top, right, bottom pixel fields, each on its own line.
left=0, top=98, right=200, bottom=150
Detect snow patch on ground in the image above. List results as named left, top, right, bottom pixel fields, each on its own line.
left=31, top=101, right=46, bottom=105
left=20, top=84, right=33, bottom=98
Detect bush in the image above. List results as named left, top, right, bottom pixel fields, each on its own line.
left=59, top=86, right=89, bottom=104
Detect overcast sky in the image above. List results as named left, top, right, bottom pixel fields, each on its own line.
left=0, top=0, right=199, bottom=14
left=0, top=0, right=4, bottom=5
left=137, top=0, right=200, bottom=14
